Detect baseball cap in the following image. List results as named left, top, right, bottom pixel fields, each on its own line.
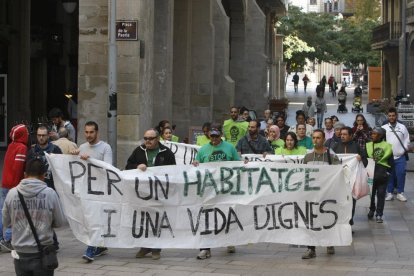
left=210, top=128, right=221, bottom=136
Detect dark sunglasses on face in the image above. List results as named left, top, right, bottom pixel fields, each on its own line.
left=210, top=134, right=220, bottom=138
left=143, top=136, right=157, bottom=141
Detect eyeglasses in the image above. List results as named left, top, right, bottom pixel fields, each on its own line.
left=143, top=136, right=157, bottom=141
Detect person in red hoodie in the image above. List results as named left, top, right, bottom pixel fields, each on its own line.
left=0, top=124, right=28, bottom=252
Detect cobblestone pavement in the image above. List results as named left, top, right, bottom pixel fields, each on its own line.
left=2, top=83, right=414, bottom=275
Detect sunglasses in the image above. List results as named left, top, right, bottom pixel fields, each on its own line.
left=143, top=136, right=157, bottom=141
left=210, top=134, right=220, bottom=138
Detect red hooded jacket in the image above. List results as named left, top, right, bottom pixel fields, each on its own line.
left=1, top=124, right=29, bottom=189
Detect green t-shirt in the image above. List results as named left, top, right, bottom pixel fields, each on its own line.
left=196, top=141, right=241, bottom=163
left=196, top=135, right=210, bottom=146
left=297, top=136, right=314, bottom=150
left=275, top=146, right=307, bottom=155
left=146, top=148, right=160, bottom=167
left=270, top=139, right=285, bottom=151
left=223, top=119, right=248, bottom=146
left=366, top=140, right=393, bottom=168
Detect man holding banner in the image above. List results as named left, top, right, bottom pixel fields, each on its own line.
left=125, top=128, right=176, bottom=260
left=70, top=121, right=113, bottom=262
left=193, top=124, right=240, bottom=260
left=302, top=129, right=339, bottom=259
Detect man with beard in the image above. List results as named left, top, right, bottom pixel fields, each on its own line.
left=332, top=127, right=367, bottom=227
left=27, top=126, right=62, bottom=190
left=302, top=130, right=339, bottom=259
left=193, top=125, right=240, bottom=259
left=223, top=107, right=249, bottom=147
left=382, top=107, right=410, bottom=202
left=236, top=120, right=272, bottom=155
left=126, top=128, right=176, bottom=260
left=71, top=121, right=113, bottom=262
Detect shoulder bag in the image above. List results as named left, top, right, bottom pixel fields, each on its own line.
left=389, top=124, right=409, bottom=161
left=17, top=191, right=58, bottom=270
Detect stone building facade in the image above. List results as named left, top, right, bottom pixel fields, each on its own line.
left=372, top=0, right=414, bottom=100
left=78, top=0, right=288, bottom=165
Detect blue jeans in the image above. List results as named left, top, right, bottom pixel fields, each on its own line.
left=387, top=156, right=406, bottom=193
left=0, top=188, right=12, bottom=241
left=316, top=112, right=324, bottom=129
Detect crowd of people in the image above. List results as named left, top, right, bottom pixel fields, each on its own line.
left=0, top=97, right=411, bottom=274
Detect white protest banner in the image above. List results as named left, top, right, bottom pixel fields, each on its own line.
left=162, top=141, right=199, bottom=165
left=47, top=154, right=353, bottom=249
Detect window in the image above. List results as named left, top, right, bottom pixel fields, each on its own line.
left=310, top=0, right=317, bottom=5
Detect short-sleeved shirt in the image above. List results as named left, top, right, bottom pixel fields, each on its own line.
left=196, top=141, right=240, bottom=163
left=275, top=146, right=307, bottom=155
left=223, top=119, right=249, bottom=146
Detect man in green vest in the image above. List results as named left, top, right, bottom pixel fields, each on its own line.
left=223, top=107, right=248, bottom=147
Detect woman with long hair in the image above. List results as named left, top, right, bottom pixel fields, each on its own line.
left=352, top=114, right=372, bottom=150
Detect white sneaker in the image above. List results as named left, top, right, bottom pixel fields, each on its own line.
left=385, top=193, right=394, bottom=201
left=396, top=193, right=407, bottom=202
left=196, top=249, right=211, bottom=260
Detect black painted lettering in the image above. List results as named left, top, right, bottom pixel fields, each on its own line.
left=225, top=207, right=243, bottom=233
left=106, top=169, right=123, bottom=195
left=154, top=175, right=169, bottom=200
left=145, top=211, right=159, bottom=238
left=253, top=205, right=270, bottom=230
left=309, top=202, right=321, bottom=231
left=293, top=202, right=309, bottom=229
left=278, top=202, right=293, bottom=229
left=187, top=207, right=203, bottom=235
left=132, top=210, right=144, bottom=238
left=134, top=177, right=152, bottom=200
left=69, top=161, right=86, bottom=194
left=200, top=208, right=214, bottom=235
left=320, top=200, right=338, bottom=229
left=88, top=163, right=104, bottom=195
left=102, top=209, right=116, bottom=237
left=267, top=202, right=281, bottom=230
left=214, top=208, right=226, bottom=234
left=158, top=211, right=174, bottom=237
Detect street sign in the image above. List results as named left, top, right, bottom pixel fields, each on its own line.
left=399, top=113, right=414, bottom=128
left=116, top=20, right=138, bottom=41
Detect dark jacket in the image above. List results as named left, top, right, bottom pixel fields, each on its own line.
left=332, top=140, right=368, bottom=167
left=27, top=143, right=62, bottom=189
left=125, top=143, right=176, bottom=169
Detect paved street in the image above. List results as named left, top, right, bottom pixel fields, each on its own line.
left=1, top=85, right=414, bottom=275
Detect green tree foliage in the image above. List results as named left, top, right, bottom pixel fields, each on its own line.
left=278, top=2, right=381, bottom=73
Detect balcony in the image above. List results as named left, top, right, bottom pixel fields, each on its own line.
left=371, top=22, right=401, bottom=50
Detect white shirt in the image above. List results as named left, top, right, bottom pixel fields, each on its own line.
left=382, top=122, right=410, bottom=158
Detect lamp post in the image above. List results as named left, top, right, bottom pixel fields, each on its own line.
left=108, top=0, right=117, bottom=165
